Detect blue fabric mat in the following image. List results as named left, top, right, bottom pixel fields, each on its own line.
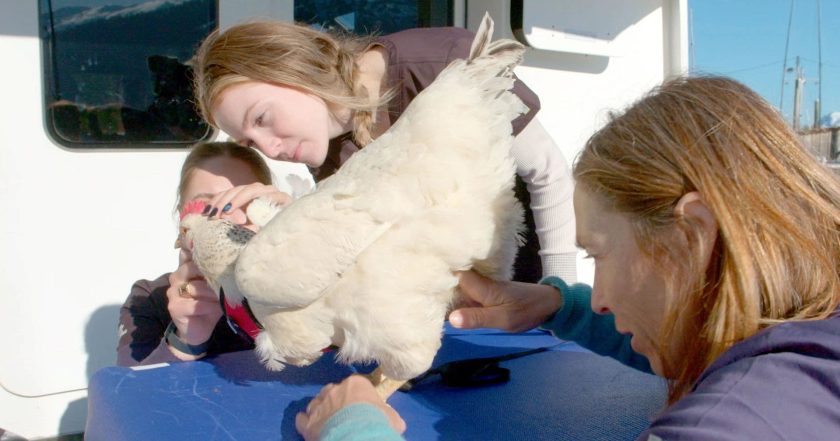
left=87, top=326, right=666, bottom=440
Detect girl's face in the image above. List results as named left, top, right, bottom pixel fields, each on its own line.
left=574, top=186, right=670, bottom=375
left=211, top=81, right=346, bottom=168
left=181, top=156, right=259, bottom=230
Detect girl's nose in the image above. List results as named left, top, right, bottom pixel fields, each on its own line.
left=251, top=133, right=282, bottom=157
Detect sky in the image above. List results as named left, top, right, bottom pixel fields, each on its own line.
left=689, top=0, right=840, bottom=127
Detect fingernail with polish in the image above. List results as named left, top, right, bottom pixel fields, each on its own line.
left=222, top=203, right=232, bottom=213
left=202, top=205, right=211, bottom=215
left=209, top=207, right=218, bottom=216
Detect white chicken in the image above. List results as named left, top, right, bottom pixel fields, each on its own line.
left=181, top=13, right=527, bottom=398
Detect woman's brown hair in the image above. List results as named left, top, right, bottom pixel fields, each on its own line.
left=574, top=75, right=840, bottom=404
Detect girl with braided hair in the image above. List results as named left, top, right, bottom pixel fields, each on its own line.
left=192, top=20, right=577, bottom=284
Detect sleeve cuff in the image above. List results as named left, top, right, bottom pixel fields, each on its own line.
left=537, top=276, right=575, bottom=330
left=540, top=253, right=578, bottom=284
left=320, top=403, right=402, bottom=441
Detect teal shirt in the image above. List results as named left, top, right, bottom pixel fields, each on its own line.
left=319, top=277, right=650, bottom=441
left=539, top=276, right=651, bottom=373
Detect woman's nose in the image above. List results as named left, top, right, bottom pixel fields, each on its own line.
left=590, top=287, right=611, bottom=315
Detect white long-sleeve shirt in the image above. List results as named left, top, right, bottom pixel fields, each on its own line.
left=512, top=118, right=578, bottom=283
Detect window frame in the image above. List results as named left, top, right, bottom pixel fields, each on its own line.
left=38, top=0, right=219, bottom=149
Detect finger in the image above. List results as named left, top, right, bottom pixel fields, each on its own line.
left=172, top=281, right=216, bottom=303
left=294, top=411, right=310, bottom=438
left=172, top=296, right=222, bottom=318
left=389, top=412, right=407, bottom=434
left=169, top=258, right=194, bottom=289
left=264, top=190, right=293, bottom=207
left=451, top=295, right=482, bottom=309
left=219, top=208, right=248, bottom=226
left=181, top=261, right=207, bottom=282
left=214, top=183, right=273, bottom=217
left=207, top=187, right=243, bottom=218
left=307, top=388, right=327, bottom=409
left=228, top=184, right=272, bottom=210
left=457, top=270, right=494, bottom=301
left=187, top=280, right=217, bottom=301
left=189, top=297, right=224, bottom=317
left=449, top=305, right=506, bottom=330
left=344, top=374, right=375, bottom=391
left=178, top=248, right=192, bottom=265
left=448, top=308, right=472, bottom=329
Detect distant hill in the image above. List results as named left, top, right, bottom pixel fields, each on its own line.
left=46, top=0, right=214, bottom=46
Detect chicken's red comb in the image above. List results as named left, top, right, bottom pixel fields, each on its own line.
left=180, top=200, right=208, bottom=221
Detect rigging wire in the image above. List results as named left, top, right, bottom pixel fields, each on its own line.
left=720, top=60, right=784, bottom=75
left=817, top=0, right=823, bottom=123
left=780, top=0, right=795, bottom=111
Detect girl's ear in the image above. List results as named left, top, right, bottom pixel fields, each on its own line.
left=674, top=191, right=718, bottom=249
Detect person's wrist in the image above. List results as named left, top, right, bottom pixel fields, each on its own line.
left=537, top=276, right=565, bottom=324
left=165, top=322, right=210, bottom=358
left=177, top=324, right=214, bottom=346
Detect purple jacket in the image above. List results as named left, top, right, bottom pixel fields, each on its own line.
left=640, top=310, right=840, bottom=440
left=311, top=27, right=539, bottom=181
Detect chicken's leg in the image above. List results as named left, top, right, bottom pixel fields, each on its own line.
left=366, top=367, right=407, bottom=400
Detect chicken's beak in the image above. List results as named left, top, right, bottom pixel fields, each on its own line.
left=174, top=229, right=186, bottom=249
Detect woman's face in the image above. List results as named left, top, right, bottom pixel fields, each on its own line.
left=211, top=81, right=345, bottom=168
left=574, top=186, right=670, bottom=375
left=181, top=156, right=259, bottom=230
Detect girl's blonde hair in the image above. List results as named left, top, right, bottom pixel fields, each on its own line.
left=193, top=20, right=390, bottom=146
left=574, top=76, right=840, bottom=404
left=175, top=141, right=272, bottom=212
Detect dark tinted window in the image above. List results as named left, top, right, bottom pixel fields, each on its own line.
left=294, top=0, right=452, bottom=34
left=39, top=0, right=216, bottom=147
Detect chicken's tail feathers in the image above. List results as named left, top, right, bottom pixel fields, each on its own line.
left=467, top=12, right=525, bottom=74
left=468, top=12, right=494, bottom=60
left=436, top=12, right=525, bottom=120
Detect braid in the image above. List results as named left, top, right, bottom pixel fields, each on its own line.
left=351, top=92, right=376, bottom=147
left=333, top=43, right=377, bottom=147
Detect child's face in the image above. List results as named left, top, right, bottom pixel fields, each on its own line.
left=181, top=156, right=258, bottom=230
left=211, top=81, right=339, bottom=168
